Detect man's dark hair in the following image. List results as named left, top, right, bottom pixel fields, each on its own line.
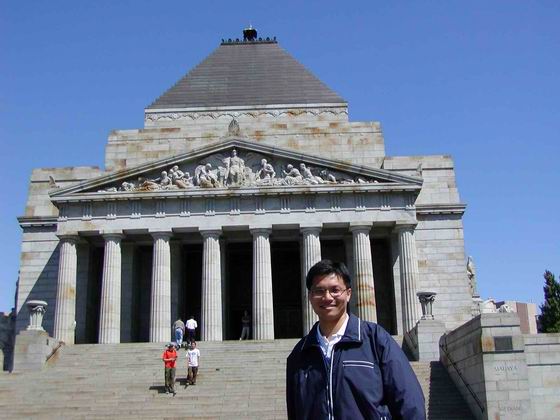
left=306, top=260, right=352, bottom=290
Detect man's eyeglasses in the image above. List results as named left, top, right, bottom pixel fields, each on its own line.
left=309, top=287, right=349, bottom=298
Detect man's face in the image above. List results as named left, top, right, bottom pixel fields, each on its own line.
left=309, top=273, right=351, bottom=323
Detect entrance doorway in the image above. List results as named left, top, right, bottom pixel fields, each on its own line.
left=225, top=242, right=252, bottom=340
left=271, top=241, right=302, bottom=338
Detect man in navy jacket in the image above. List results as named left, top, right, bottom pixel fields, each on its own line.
left=286, top=260, right=425, bottom=420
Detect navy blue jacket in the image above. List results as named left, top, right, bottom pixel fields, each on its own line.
left=286, top=313, right=425, bottom=420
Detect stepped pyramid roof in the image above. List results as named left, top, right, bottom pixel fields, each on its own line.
left=147, top=38, right=346, bottom=110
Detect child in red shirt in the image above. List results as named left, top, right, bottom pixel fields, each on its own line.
left=162, top=343, right=177, bottom=395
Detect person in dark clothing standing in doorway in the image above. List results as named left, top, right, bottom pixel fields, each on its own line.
left=286, top=260, right=425, bottom=419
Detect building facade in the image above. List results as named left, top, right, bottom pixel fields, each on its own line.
left=16, top=35, right=473, bottom=344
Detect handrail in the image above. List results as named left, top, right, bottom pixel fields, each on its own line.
left=45, top=341, right=64, bottom=364
left=439, top=340, right=485, bottom=414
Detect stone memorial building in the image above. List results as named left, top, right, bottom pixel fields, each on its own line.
left=15, top=32, right=473, bottom=345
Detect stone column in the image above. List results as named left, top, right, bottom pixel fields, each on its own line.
left=251, top=228, right=274, bottom=340
left=149, top=231, right=172, bottom=342
left=54, top=235, right=78, bottom=344
left=397, top=225, right=422, bottom=332
left=98, top=233, right=123, bottom=344
left=350, top=225, right=377, bottom=323
left=301, top=226, right=321, bottom=333
left=201, top=230, right=223, bottom=341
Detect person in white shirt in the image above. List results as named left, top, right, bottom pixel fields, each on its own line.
left=187, top=342, right=201, bottom=385
left=185, top=315, right=197, bottom=345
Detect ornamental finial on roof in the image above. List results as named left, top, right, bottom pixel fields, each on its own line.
left=243, top=25, right=257, bottom=41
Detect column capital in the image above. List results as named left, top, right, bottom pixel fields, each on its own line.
left=56, top=233, right=80, bottom=243
left=101, top=231, right=124, bottom=241
left=300, top=224, right=322, bottom=235
left=349, top=222, right=372, bottom=234
left=394, top=222, right=418, bottom=233
left=250, top=226, right=272, bottom=237
left=150, top=230, right=173, bottom=240
left=200, top=229, right=222, bottom=239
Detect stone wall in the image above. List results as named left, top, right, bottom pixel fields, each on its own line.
left=524, top=333, right=560, bottom=419
left=105, top=119, right=385, bottom=173
left=382, top=155, right=460, bottom=205
left=415, top=215, right=472, bottom=329
left=17, top=167, right=104, bottom=336
left=384, top=154, right=471, bottom=331
left=23, top=167, right=102, bottom=218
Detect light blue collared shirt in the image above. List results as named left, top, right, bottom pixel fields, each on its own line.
left=316, top=313, right=349, bottom=363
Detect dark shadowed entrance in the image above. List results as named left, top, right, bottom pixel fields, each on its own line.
left=271, top=241, right=302, bottom=338
left=225, top=242, right=252, bottom=340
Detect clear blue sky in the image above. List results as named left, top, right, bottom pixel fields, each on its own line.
left=1, top=1, right=559, bottom=313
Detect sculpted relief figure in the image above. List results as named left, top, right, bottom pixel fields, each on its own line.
left=255, top=158, right=276, bottom=184
left=100, top=152, right=383, bottom=193
left=223, top=149, right=246, bottom=186
left=170, top=165, right=193, bottom=189
left=319, top=169, right=336, bottom=183
left=300, top=163, right=324, bottom=185
left=195, top=163, right=219, bottom=188
left=137, top=176, right=160, bottom=192
left=467, top=256, right=478, bottom=297
left=282, top=164, right=303, bottom=185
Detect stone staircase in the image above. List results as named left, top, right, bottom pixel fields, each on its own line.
left=0, top=339, right=473, bottom=419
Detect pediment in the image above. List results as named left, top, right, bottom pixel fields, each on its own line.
left=50, top=139, right=421, bottom=199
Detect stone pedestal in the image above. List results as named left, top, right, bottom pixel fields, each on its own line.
left=149, top=232, right=172, bottom=342
left=26, top=300, right=48, bottom=331
left=53, top=235, right=78, bottom=344
left=99, top=233, right=123, bottom=343
left=201, top=230, right=223, bottom=341
left=251, top=228, right=274, bottom=340
left=301, top=226, right=321, bottom=333
left=440, top=313, right=532, bottom=419
left=350, top=225, right=377, bottom=323
left=13, top=330, right=59, bottom=372
left=397, top=225, right=421, bottom=332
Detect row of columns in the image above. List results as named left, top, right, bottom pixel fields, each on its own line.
left=53, top=224, right=422, bottom=344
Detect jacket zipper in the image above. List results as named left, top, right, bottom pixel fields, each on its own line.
left=327, top=343, right=337, bottom=420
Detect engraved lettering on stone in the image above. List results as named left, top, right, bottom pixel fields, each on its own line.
left=494, top=362, right=518, bottom=372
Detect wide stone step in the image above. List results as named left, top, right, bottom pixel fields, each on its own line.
left=0, top=340, right=474, bottom=419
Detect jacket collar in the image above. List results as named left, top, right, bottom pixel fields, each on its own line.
left=301, top=312, right=363, bottom=352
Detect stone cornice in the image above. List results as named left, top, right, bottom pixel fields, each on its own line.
left=17, top=216, right=58, bottom=228
left=416, top=204, right=467, bottom=215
